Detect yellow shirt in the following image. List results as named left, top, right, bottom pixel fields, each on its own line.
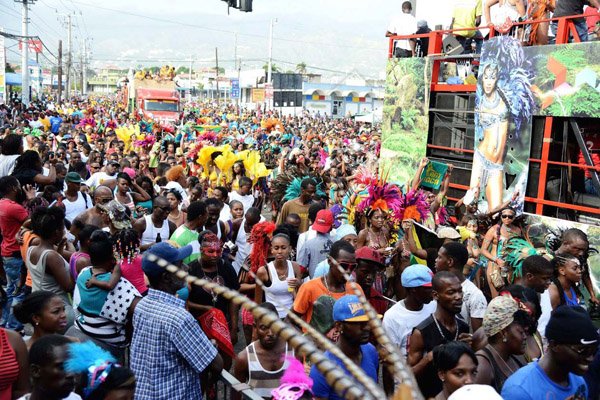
left=453, top=0, right=482, bottom=38
left=39, top=117, right=51, bottom=132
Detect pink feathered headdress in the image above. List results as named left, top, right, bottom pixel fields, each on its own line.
left=271, top=356, right=313, bottom=400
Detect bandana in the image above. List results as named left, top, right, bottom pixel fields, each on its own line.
left=197, top=308, right=235, bottom=358
left=482, top=295, right=518, bottom=337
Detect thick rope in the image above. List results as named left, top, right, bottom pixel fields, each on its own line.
left=328, top=256, right=423, bottom=400
left=144, top=254, right=374, bottom=400
left=247, top=269, right=386, bottom=399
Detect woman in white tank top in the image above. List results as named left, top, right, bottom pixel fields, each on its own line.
left=255, top=234, right=303, bottom=318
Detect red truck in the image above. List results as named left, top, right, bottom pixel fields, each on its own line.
left=127, top=77, right=180, bottom=124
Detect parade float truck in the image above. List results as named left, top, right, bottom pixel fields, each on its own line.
left=127, top=77, right=180, bottom=124
left=383, top=15, right=600, bottom=293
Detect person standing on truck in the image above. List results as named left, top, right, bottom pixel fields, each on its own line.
left=386, top=1, right=418, bottom=58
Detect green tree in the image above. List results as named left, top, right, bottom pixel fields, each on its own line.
left=262, top=63, right=279, bottom=73
left=296, top=62, right=307, bottom=74
left=147, top=66, right=160, bottom=74
left=5, top=63, right=15, bottom=73
left=176, top=66, right=190, bottom=74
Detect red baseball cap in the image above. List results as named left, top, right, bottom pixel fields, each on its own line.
left=312, top=209, right=334, bottom=233
left=355, top=247, right=385, bottom=269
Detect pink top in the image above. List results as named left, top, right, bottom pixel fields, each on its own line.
left=120, top=255, right=148, bottom=294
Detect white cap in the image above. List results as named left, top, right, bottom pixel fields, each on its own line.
left=448, top=385, right=503, bottom=400
left=437, top=226, right=461, bottom=240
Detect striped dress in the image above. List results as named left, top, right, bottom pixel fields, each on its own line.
left=0, top=329, right=19, bottom=400
left=247, top=342, right=294, bottom=399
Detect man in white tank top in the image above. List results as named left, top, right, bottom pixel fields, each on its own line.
left=232, top=302, right=294, bottom=398
left=133, top=196, right=175, bottom=250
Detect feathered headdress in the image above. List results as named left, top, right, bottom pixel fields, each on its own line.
left=139, top=120, right=153, bottom=133
left=77, top=117, right=96, bottom=130
left=399, top=190, right=430, bottom=222
left=134, top=133, right=156, bottom=148
left=238, top=150, right=271, bottom=184
left=271, top=356, right=313, bottom=400
left=261, top=117, right=282, bottom=133
left=356, top=182, right=403, bottom=221
left=501, top=237, right=538, bottom=280
left=249, top=221, right=277, bottom=273
left=65, top=342, right=117, bottom=399
left=197, top=130, right=218, bottom=143
left=284, top=176, right=326, bottom=202
left=353, top=166, right=379, bottom=188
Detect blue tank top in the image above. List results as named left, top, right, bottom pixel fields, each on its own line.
left=564, top=287, right=580, bottom=307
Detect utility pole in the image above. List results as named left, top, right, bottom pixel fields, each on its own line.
left=16, top=0, right=36, bottom=105
left=57, top=40, right=62, bottom=104
left=234, top=32, right=238, bottom=71
left=267, top=18, right=277, bottom=84
left=82, top=38, right=88, bottom=95
left=188, top=56, right=193, bottom=100
left=234, top=32, right=239, bottom=107
left=215, top=47, right=219, bottom=103
left=79, top=42, right=83, bottom=95
left=65, top=13, right=72, bottom=99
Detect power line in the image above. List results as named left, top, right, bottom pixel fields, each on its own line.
left=29, top=7, right=64, bottom=39
left=0, top=3, right=21, bottom=18
left=0, top=31, right=58, bottom=60
left=67, top=0, right=382, bottom=51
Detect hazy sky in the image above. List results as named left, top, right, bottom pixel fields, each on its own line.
left=1, top=0, right=451, bottom=78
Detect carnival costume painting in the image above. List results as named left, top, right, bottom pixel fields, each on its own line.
left=471, top=36, right=535, bottom=214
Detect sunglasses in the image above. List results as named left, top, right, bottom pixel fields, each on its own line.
left=338, top=262, right=358, bottom=271
left=97, top=198, right=112, bottom=204
left=155, top=206, right=171, bottom=212
left=501, top=214, right=515, bottom=219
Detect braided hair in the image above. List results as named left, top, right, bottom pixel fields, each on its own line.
left=31, top=206, right=66, bottom=240
left=113, top=229, right=140, bottom=264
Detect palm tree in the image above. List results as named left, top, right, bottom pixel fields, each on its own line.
left=296, top=62, right=307, bottom=75
left=262, top=63, right=279, bottom=73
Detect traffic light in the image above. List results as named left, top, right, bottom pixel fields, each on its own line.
left=222, top=0, right=237, bottom=8
left=239, top=0, right=252, bottom=12
left=221, top=0, right=252, bottom=12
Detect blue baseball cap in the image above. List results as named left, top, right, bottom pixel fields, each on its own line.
left=333, top=295, right=381, bottom=322
left=142, top=242, right=193, bottom=278
left=401, top=264, right=433, bottom=288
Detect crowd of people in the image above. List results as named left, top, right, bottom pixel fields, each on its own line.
left=0, top=93, right=598, bottom=400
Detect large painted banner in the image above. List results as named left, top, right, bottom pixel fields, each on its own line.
left=0, top=35, right=5, bottom=104
left=523, top=213, right=600, bottom=294
left=380, top=57, right=431, bottom=187
left=529, top=41, right=600, bottom=118
left=472, top=36, right=535, bottom=215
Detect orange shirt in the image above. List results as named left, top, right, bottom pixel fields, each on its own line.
left=20, top=231, right=38, bottom=288
left=293, top=276, right=364, bottom=332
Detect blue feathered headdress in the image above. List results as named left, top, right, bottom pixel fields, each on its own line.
left=65, top=342, right=118, bottom=398
left=284, top=176, right=326, bottom=202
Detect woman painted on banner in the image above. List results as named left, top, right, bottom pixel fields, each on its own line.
left=470, top=36, right=535, bottom=214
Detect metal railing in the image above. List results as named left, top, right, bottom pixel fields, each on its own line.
left=384, top=14, right=600, bottom=218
